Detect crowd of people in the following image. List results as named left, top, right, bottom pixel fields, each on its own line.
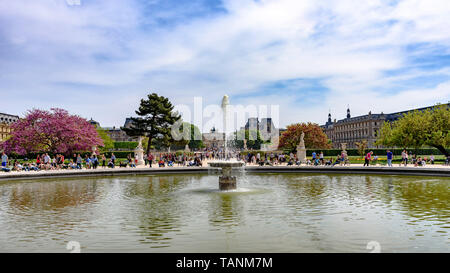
left=0, top=149, right=237, bottom=172
left=1, top=149, right=450, bottom=173
left=241, top=150, right=351, bottom=167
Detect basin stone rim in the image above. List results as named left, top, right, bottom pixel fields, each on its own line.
left=208, top=162, right=245, bottom=168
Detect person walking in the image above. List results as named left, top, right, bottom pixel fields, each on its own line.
left=387, top=150, right=393, bottom=167
left=364, top=151, right=373, bottom=167
left=111, top=153, right=116, bottom=166
left=101, top=154, right=106, bottom=168
left=76, top=154, right=82, bottom=169
left=36, top=154, right=41, bottom=168
left=148, top=153, right=153, bottom=168
left=401, top=150, right=407, bottom=166
left=430, top=154, right=435, bottom=165
left=92, top=155, right=99, bottom=169
left=85, top=155, right=91, bottom=169
left=1, top=152, right=8, bottom=169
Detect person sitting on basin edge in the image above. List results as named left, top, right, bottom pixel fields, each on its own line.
left=314, top=158, right=320, bottom=166
left=287, top=158, right=294, bottom=166
left=331, top=156, right=341, bottom=167
left=129, top=160, right=136, bottom=168
left=107, top=159, right=115, bottom=168
left=159, top=159, right=165, bottom=167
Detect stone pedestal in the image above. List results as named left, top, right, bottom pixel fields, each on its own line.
left=219, top=176, right=237, bottom=190
left=340, top=143, right=348, bottom=165
left=297, top=148, right=307, bottom=164
left=209, top=162, right=244, bottom=191
left=219, top=166, right=236, bottom=190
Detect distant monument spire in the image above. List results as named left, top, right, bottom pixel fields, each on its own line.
left=328, top=111, right=332, bottom=123
left=347, top=105, right=351, bottom=119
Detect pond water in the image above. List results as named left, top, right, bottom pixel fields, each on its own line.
left=0, top=173, right=448, bottom=253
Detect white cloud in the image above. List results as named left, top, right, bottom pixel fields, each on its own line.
left=0, top=0, right=449, bottom=128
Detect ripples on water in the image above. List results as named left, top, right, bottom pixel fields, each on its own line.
left=0, top=174, right=448, bottom=253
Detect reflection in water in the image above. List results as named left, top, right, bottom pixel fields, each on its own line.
left=394, top=179, right=449, bottom=221
left=0, top=174, right=448, bottom=253
left=119, top=176, right=186, bottom=248
left=8, top=180, right=98, bottom=211
left=208, top=193, right=243, bottom=230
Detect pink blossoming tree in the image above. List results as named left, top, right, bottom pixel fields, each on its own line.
left=1, top=108, right=104, bottom=155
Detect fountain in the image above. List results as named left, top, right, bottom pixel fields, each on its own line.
left=208, top=95, right=244, bottom=190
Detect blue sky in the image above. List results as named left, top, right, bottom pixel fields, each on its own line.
left=1, top=0, right=449, bottom=131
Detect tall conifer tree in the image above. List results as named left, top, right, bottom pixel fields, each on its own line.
left=122, top=93, right=181, bottom=154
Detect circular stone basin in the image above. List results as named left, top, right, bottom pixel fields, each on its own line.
left=209, top=161, right=245, bottom=191
left=208, top=161, right=245, bottom=168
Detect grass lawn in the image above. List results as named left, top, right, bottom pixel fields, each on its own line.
left=318, top=155, right=447, bottom=165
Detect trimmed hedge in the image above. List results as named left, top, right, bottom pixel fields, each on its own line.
left=241, top=148, right=446, bottom=157
left=7, top=147, right=447, bottom=160
left=9, top=151, right=137, bottom=160
left=113, top=142, right=138, bottom=150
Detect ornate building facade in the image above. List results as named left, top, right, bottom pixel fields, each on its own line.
left=89, top=118, right=138, bottom=142
left=0, top=112, right=20, bottom=143
left=321, top=108, right=384, bottom=149
left=241, top=117, right=280, bottom=142
left=321, top=104, right=448, bottom=149
left=202, top=127, right=225, bottom=150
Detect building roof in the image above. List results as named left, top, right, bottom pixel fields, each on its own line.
left=0, top=113, right=20, bottom=124
left=323, top=103, right=449, bottom=126
left=103, top=127, right=122, bottom=131
left=335, top=113, right=385, bottom=124
left=0, top=112, right=19, bottom=118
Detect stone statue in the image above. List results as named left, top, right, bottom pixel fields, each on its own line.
left=340, top=143, right=348, bottom=165
left=296, top=132, right=307, bottom=164
left=185, top=144, right=190, bottom=152
left=134, top=137, right=145, bottom=166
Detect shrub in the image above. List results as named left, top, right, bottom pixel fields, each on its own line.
left=113, top=142, right=139, bottom=150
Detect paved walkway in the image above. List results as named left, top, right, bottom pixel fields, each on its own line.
left=1, top=160, right=449, bottom=180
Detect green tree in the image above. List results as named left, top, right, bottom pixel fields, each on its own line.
left=171, top=122, right=204, bottom=150
left=96, top=126, right=114, bottom=152
left=122, top=93, right=181, bottom=154
left=279, top=122, right=332, bottom=152
left=233, top=129, right=265, bottom=150
left=376, top=104, right=449, bottom=156
left=355, top=140, right=368, bottom=158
